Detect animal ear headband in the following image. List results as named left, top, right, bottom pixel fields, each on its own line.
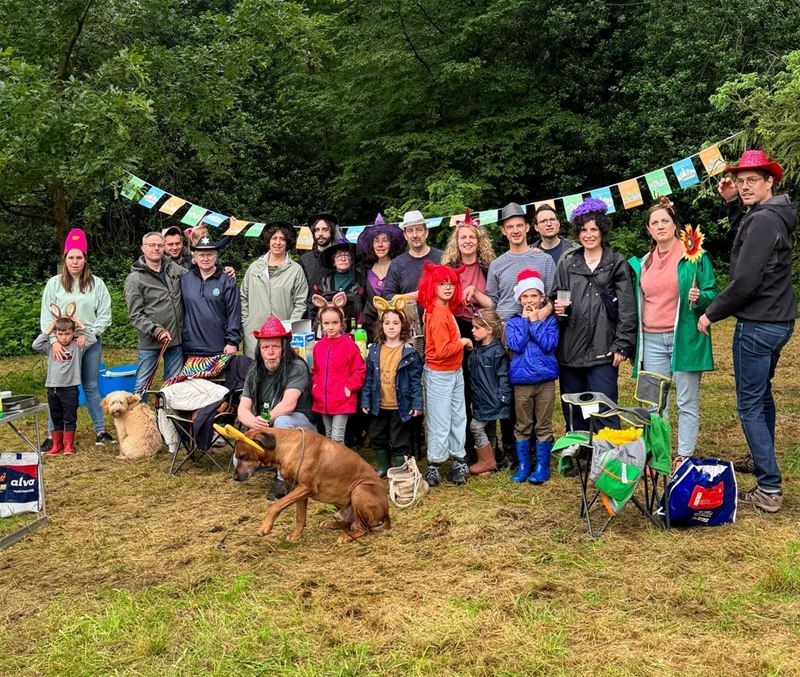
left=311, top=292, right=347, bottom=312
left=213, top=423, right=264, bottom=453
left=373, top=295, right=407, bottom=318
left=45, top=302, right=84, bottom=334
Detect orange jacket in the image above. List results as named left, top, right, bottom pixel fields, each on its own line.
left=424, top=305, right=463, bottom=371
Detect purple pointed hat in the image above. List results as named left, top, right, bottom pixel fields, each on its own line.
left=357, top=213, right=406, bottom=257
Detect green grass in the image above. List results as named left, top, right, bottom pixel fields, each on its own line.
left=2, top=320, right=800, bottom=676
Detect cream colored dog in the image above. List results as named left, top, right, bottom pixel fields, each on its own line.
left=100, top=391, right=162, bottom=460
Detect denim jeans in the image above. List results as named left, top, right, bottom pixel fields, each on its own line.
left=322, top=414, right=349, bottom=443
left=733, top=320, right=794, bottom=492
left=134, top=345, right=185, bottom=396
left=642, top=331, right=702, bottom=457
left=47, top=336, right=105, bottom=435
left=424, top=367, right=467, bottom=463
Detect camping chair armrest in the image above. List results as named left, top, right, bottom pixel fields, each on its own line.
left=590, top=407, right=650, bottom=429
left=165, top=413, right=195, bottom=425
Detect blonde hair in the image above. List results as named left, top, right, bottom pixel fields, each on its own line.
left=441, top=224, right=496, bottom=268
left=190, top=226, right=209, bottom=246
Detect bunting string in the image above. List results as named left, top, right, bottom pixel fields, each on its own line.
left=121, top=133, right=740, bottom=250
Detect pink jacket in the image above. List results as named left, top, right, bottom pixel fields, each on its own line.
left=311, top=334, right=366, bottom=415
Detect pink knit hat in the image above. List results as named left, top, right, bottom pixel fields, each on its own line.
left=63, top=228, right=87, bottom=256
left=513, top=269, right=544, bottom=301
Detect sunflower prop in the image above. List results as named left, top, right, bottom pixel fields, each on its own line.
left=680, top=224, right=705, bottom=308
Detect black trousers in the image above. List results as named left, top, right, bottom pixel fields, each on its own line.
left=48, top=386, right=79, bottom=432
left=369, top=408, right=412, bottom=455
left=559, top=363, right=619, bottom=432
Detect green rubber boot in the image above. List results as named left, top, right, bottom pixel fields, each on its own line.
left=374, top=449, right=391, bottom=478
left=391, top=453, right=406, bottom=469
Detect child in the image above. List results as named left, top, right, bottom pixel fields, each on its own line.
left=505, top=270, right=559, bottom=484
left=417, top=261, right=472, bottom=487
left=310, top=293, right=366, bottom=444
left=360, top=295, right=423, bottom=477
left=467, top=309, right=512, bottom=476
left=32, top=305, right=97, bottom=456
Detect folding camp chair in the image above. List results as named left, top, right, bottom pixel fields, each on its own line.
left=557, top=371, right=672, bottom=538
left=153, top=387, right=242, bottom=475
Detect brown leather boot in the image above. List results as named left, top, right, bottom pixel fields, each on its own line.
left=63, top=431, right=76, bottom=455
left=469, top=443, right=497, bottom=476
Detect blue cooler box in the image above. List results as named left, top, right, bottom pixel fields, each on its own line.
left=78, top=363, right=138, bottom=405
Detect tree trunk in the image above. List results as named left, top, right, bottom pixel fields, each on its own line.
left=51, top=179, right=70, bottom=245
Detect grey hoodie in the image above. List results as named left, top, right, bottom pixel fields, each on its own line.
left=124, top=256, right=187, bottom=350
left=706, top=194, right=798, bottom=323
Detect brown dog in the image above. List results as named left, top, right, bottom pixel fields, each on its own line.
left=233, top=428, right=391, bottom=543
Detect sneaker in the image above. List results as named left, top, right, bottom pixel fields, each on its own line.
left=448, top=458, right=469, bottom=486
left=738, top=486, right=783, bottom=513
left=733, top=454, right=756, bottom=474
left=40, top=438, right=53, bottom=453
left=95, top=432, right=116, bottom=446
left=425, top=463, right=440, bottom=488
left=267, top=478, right=288, bottom=501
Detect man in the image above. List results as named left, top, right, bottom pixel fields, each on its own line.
left=299, top=213, right=344, bottom=316
left=163, top=226, right=193, bottom=269
left=383, top=210, right=443, bottom=301
left=532, top=204, right=578, bottom=264
left=486, top=202, right=557, bottom=320
left=180, top=235, right=242, bottom=357
left=237, top=316, right=316, bottom=498
left=125, top=232, right=187, bottom=394
left=698, top=149, right=797, bottom=514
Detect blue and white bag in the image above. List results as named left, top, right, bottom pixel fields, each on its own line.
left=661, top=458, right=737, bottom=527
left=0, top=452, right=43, bottom=517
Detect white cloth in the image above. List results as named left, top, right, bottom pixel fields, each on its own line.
left=157, top=379, right=229, bottom=453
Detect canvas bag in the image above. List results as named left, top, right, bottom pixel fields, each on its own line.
left=661, top=458, right=737, bottom=527
left=590, top=438, right=647, bottom=515
left=0, top=452, right=43, bottom=517
left=386, top=456, right=429, bottom=509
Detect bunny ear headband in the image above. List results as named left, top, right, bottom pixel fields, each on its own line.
left=311, top=291, right=347, bottom=311
left=372, top=295, right=407, bottom=318
left=45, top=302, right=84, bottom=334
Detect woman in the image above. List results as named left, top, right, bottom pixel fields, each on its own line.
left=629, top=198, right=717, bottom=471
left=240, top=222, right=308, bottom=358
left=357, top=214, right=406, bottom=342
left=39, top=228, right=113, bottom=447
left=441, top=210, right=496, bottom=462
left=311, top=239, right=365, bottom=332
left=553, top=198, right=636, bottom=432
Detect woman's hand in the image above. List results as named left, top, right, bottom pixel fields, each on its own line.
left=344, top=387, right=351, bottom=398
left=462, top=285, right=476, bottom=304
left=687, top=287, right=700, bottom=304
left=76, top=335, right=87, bottom=349
left=51, top=341, right=67, bottom=362
left=553, top=300, right=570, bottom=315
left=717, top=176, right=739, bottom=203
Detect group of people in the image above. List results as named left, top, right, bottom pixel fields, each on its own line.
left=34, top=149, right=797, bottom=513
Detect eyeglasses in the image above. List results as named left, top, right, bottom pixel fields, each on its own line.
left=536, top=217, right=558, bottom=225
left=734, top=176, right=766, bottom=187
left=438, top=281, right=455, bottom=288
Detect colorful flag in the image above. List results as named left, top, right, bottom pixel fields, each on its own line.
left=589, top=187, right=616, bottom=215
left=296, top=226, right=314, bottom=250
left=450, top=213, right=465, bottom=226
left=644, top=169, right=672, bottom=198
left=426, top=217, right=443, bottom=229
left=159, top=195, right=186, bottom=215
left=202, top=212, right=227, bottom=227
left=138, top=186, right=165, bottom=209
left=120, top=175, right=146, bottom=200
left=532, top=200, right=556, bottom=214
left=699, top=144, right=725, bottom=176
left=181, top=204, right=207, bottom=226
left=672, top=157, right=699, bottom=188
left=244, top=223, right=266, bottom=238
left=562, top=194, right=584, bottom=221
left=345, top=226, right=364, bottom=243
left=618, top=179, right=644, bottom=209
left=223, top=217, right=251, bottom=236
left=477, top=210, right=498, bottom=225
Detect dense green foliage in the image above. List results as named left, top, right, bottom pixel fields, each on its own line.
left=1, top=1, right=800, bottom=354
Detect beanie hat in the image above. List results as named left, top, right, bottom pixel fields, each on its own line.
left=63, top=228, right=88, bottom=256
left=513, top=269, right=544, bottom=302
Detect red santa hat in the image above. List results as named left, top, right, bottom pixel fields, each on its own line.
left=513, top=269, right=544, bottom=302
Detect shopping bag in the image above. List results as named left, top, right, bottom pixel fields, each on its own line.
left=0, top=452, right=43, bottom=517
left=661, top=457, right=737, bottom=527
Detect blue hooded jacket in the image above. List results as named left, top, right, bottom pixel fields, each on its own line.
left=360, top=342, right=423, bottom=422
left=467, top=339, right=512, bottom=421
left=505, top=314, right=559, bottom=384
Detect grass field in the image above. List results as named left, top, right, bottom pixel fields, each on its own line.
left=1, top=318, right=799, bottom=676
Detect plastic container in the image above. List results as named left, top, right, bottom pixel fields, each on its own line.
left=78, top=362, right=105, bottom=406
left=78, top=363, right=137, bottom=405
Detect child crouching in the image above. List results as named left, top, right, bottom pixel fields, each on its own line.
left=32, top=303, right=97, bottom=456
left=505, top=270, right=559, bottom=484
left=360, top=296, right=423, bottom=477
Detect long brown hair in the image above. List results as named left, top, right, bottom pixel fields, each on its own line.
left=59, top=254, right=95, bottom=294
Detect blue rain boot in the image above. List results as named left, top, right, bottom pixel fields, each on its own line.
left=528, top=439, right=553, bottom=485
left=511, top=440, right=531, bottom=483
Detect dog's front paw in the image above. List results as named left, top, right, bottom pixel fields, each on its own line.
left=257, top=525, right=273, bottom=537
left=285, top=532, right=302, bottom=543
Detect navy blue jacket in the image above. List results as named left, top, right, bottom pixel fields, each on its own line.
left=181, top=264, right=242, bottom=356
left=505, top=314, right=559, bottom=384
left=360, top=342, right=423, bottom=422
left=467, top=339, right=512, bottom=421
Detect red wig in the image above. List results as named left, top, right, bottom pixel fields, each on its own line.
left=418, top=261, right=463, bottom=313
